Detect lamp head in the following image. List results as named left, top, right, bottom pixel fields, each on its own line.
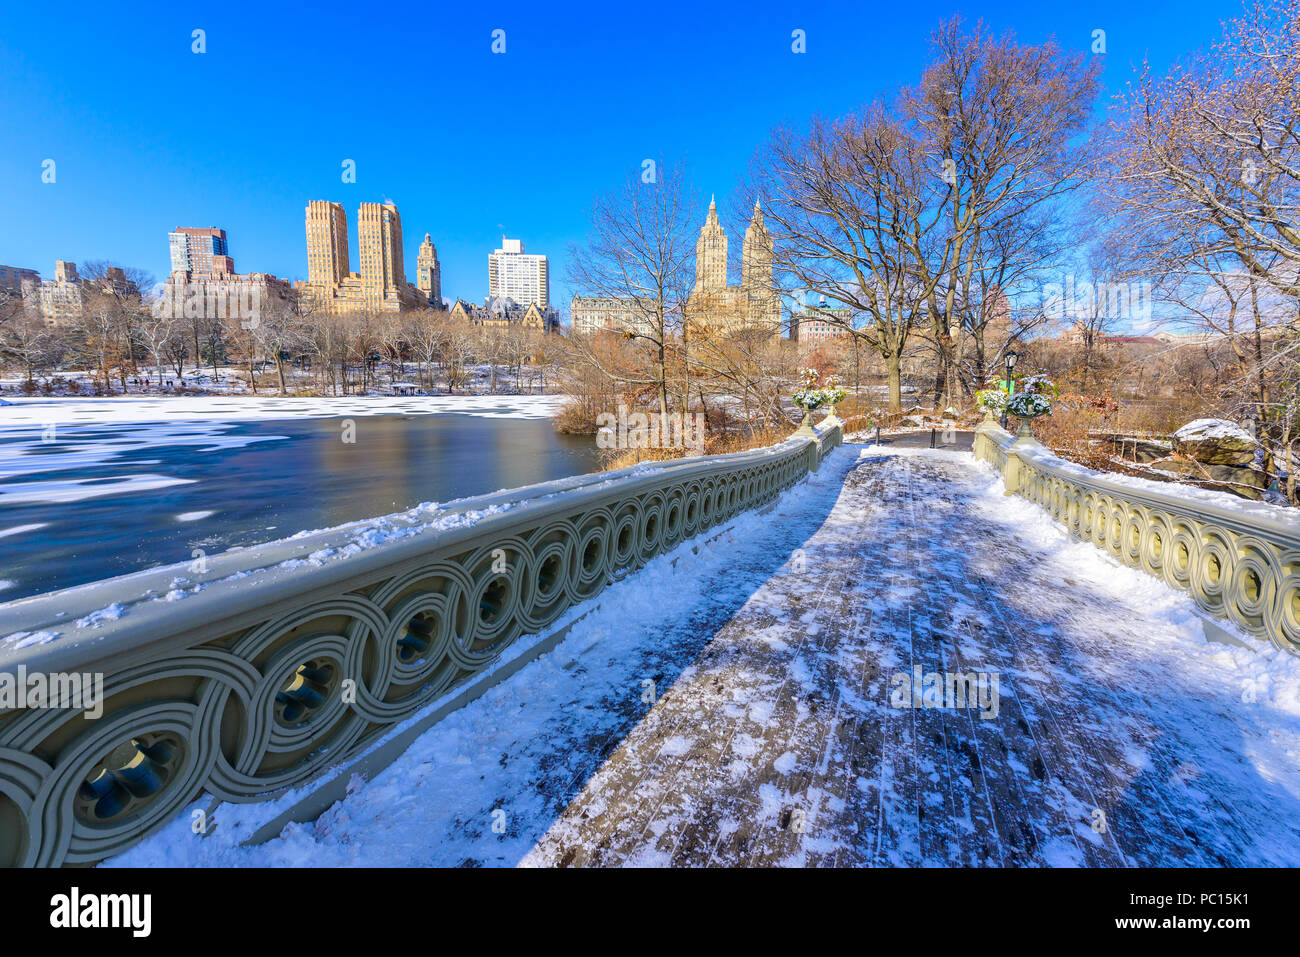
left=1005, top=350, right=1019, bottom=371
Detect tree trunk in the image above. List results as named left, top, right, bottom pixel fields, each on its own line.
left=886, top=353, right=903, bottom=410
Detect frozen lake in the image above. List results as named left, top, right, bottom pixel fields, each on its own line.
left=0, top=397, right=598, bottom=602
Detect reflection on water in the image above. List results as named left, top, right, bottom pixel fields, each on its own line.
left=0, top=414, right=599, bottom=602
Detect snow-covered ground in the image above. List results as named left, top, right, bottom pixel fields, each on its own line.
left=102, top=442, right=1300, bottom=867
left=0, top=361, right=551, bottom=398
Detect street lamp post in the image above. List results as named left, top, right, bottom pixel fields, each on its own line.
left=1000, top=350, right=1020, bottom=430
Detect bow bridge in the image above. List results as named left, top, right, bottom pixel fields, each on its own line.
left=2, top=417, right=1298, bottom=867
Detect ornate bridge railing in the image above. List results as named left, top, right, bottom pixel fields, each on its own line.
left=974, top=420, right=1300, bottom=655
left=0, top=419, right=841, bottom=867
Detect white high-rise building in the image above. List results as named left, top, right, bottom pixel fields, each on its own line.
left=488, top=237, right=550, bottom=308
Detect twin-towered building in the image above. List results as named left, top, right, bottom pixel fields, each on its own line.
left=686, top=197, right=782, bottom=337
left=302, top=201, right=433, bottom=314
left=571, top=196, right=783, bottom=339
left=7, top=201, right=550, bottom=326
left=169, top=202, right=517, bottom=321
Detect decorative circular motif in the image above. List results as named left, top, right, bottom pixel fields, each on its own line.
left=980, top=434, right=1300, bottom=658
left=0, top=424, right=853, bottom=866
left=33, top=702, right=210, bottom=866
left=1121, top=506, right=1147, bottom=566
left=1225, top=537, right=1281, bottom=636
left=1139, top=512, right=1172, bottom=578
left=1271, top=551, right=1300, bottom=651
left=1190, top=525, right=1236, bottom=614
left=1165, top=521, right=1201, bottom=590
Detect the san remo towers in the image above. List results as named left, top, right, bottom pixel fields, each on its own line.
left=687, top=197, right=781, bottom=338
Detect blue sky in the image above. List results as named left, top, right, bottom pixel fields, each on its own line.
left=0, top=0, right=1244, bottom=314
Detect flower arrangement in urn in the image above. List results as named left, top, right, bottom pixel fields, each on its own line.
left=1004, top=372, right=1059, bottom=436
left=792, top=368, right=828, bottom=412
left=791, top=368, right=840, bottom=431
left=821, top=375, right=847, bottom=421
left=974, top=388, right=1008, bottom=420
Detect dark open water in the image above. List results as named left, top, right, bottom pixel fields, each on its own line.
left=0, top=414, right=599, bottom=603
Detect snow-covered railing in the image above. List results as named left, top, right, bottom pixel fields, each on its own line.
left=973, top=420, right=1300, bottom=655
left=0, top=419, right=842, bottom=867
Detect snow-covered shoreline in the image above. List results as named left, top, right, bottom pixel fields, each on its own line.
left=0, top=393, right=567, bottom=428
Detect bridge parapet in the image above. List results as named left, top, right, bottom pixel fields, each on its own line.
left=974, top=420, right=1300, bottom=655
left=0, top=419, right=842, bottom=867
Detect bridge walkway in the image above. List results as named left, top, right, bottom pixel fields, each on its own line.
left=112, top=444, right=1300, bottom=866
left=522, top=447, right=1300, bottom=866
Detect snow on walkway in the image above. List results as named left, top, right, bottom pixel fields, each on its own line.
left=109, top=445, right=1300, bottom=867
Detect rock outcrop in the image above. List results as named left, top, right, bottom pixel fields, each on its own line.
left=1148, top=419, right=1274, bottom=500
left=1098, top=433, right=1172, bottom=464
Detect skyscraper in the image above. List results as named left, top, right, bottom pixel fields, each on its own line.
left=694, top=197, right=728, bottom=293
left=741, top=202, right=779, bottom=328
left=417, top=233, right=442, bottom=307
left=169, top=227, right=232, bottom=277
left=303, top=200, right=422, bottom=313
left=686, top=198, right=781, bottom=338
left=488, top=237, right=550, bottom=308
left=357, top=202, right=405, bottom=311
left=162, top=227, right=291, bottom=324
left=305, top=201, right=350, bottom=286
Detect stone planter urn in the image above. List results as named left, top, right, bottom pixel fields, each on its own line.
left=1005, top=392, right=1052, bottom=442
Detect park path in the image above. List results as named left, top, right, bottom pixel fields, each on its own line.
left=111, top=444, right=1300, bottom=867
left=522, top=447, right=1300, bottom=867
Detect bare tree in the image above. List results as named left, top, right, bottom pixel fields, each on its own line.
left=567, top=160, right=699, bottom=421
left=1110, top=0, right=1300, bottom=301
left=1108, top=0, right=1300, bottom=478
left=258, top=291, right=311, bottom=395
left=0, top=311, right=51, bottom=386
left=137, top=302, right=180, bottom=388
left=907, top=18, right=1101, bottom=406
left=753, top=108, right=930, bottom=409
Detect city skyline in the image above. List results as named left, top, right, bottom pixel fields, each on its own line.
left=0, top=0, right=1240, bottom=318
